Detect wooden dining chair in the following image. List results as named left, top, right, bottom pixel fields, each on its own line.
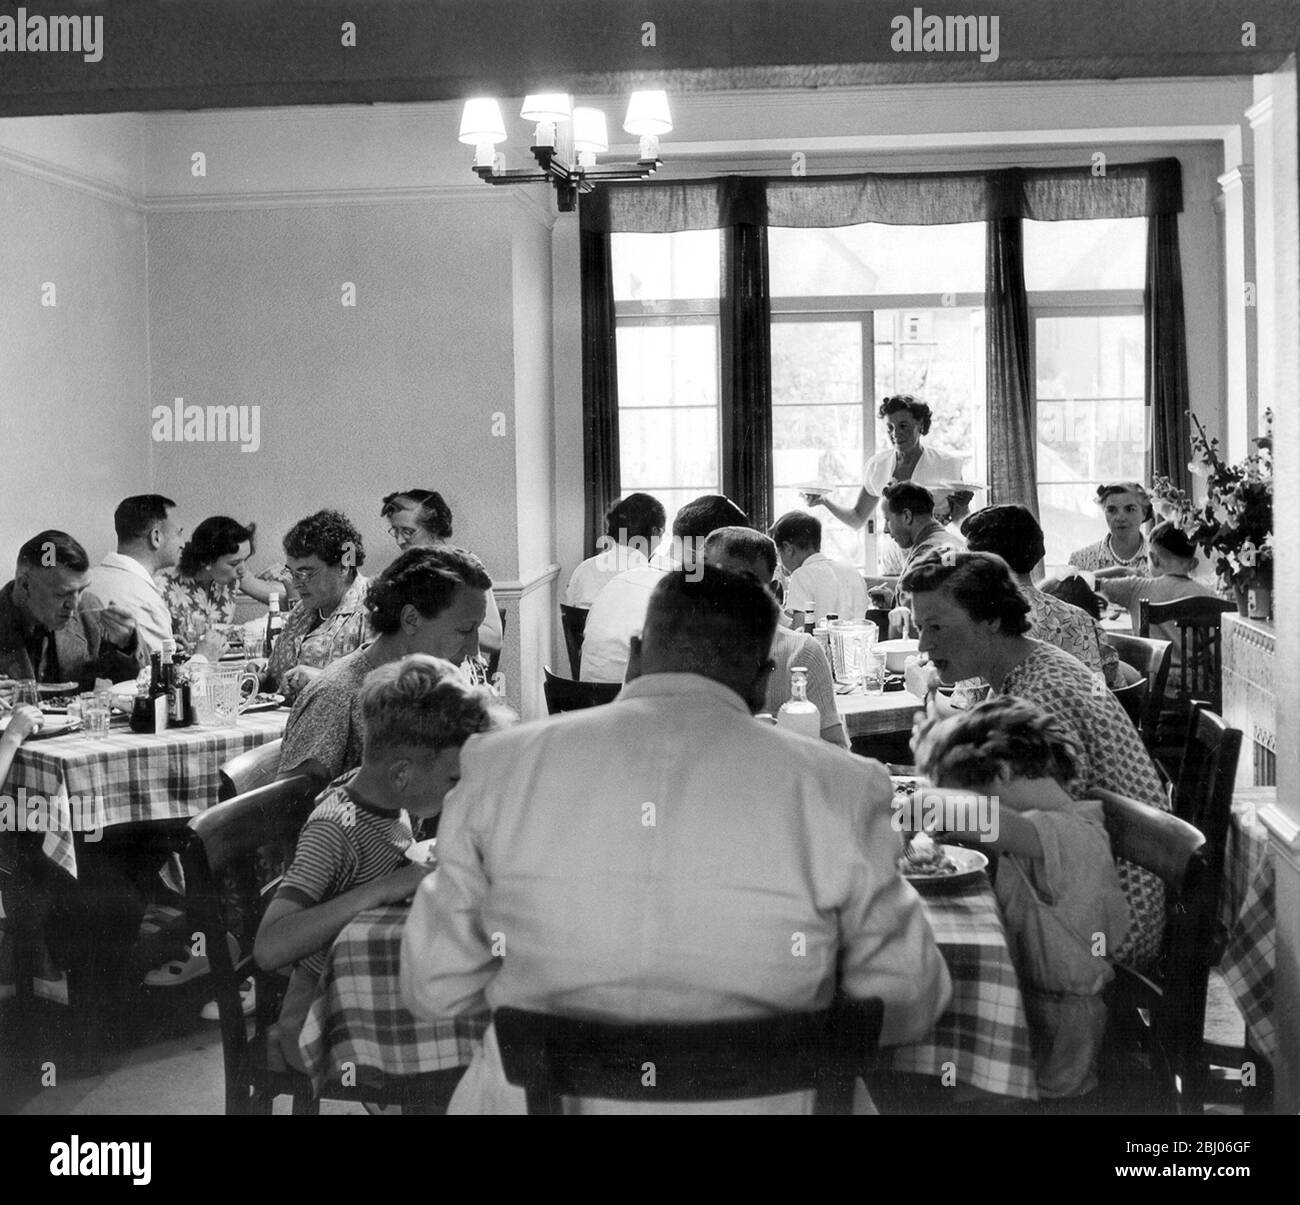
left=559, top=605, right=589, bottom=679
left=218, top=738, right=284, bottom=802
left=1104, top=633, right=1172, bottom=748
left=486, top=609, right=507, bottom=681
left=1095, top=788, right=1215, bottom=1114
left=1138, top=597, right=1234, bottom=716
left=494, top=996, right=883, bottom=1114
left=542, top=667, right=621, bottom=715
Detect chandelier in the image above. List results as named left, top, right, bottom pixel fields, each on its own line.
left=458, top=91, right=672, bottom=212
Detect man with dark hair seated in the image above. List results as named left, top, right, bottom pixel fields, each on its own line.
left=565, top=492, right=667, bottom=608
left=403, top=566, right=951, bottom=1113
left=0, top=530, right=147, bottom=688
left=867, top=482, right=966, bottom=601
left=579, top=493, right=749, bottom=683
left=769, top=510, right=868, bottom=625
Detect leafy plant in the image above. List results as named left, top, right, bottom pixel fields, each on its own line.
left=1151, top=410, right=1273, bottom=592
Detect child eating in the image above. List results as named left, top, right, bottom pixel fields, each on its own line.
left=911, top=696, right=1129, bottom=1102
left=255, top=653, right=504, bottom=1072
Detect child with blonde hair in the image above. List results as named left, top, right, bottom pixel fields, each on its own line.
left=912, top=696, right=1129, bottom=1101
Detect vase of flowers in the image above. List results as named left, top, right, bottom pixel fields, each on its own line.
left=1151, top=410, right=1274, bottom=619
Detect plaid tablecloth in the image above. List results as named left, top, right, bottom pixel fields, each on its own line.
left=1222, top=790, right=1273, bottom=935
left=298, top=905, right=487, bottom=1092
left=836, top=690, right=926, bottom=739
left=298, top=880, right=1037, bottom=1103
left=888, top=877, right=1037, bottom=1100
left=5, top=712, right=288, bottom=878
left=1220, top=858, right=1276, bottom=1062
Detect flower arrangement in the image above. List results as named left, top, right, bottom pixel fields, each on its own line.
left=1151, top=410, right=1273, bottom=595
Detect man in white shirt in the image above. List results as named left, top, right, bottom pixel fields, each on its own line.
left=86, top=495, right=184, bottom=655
left=564, top=492, right=666, bottom=609
left=579, top=493, right=747, bottom=683
left=770, top=511, right=868, bottom=624
left=703, top=527, right=846, bottom=747
left=401, top=567, right=952, bottom=1113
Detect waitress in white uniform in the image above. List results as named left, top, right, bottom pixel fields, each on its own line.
left=804, top=395, right=972, bottom=573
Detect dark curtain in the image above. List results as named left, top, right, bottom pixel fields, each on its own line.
left=720, top=219, right=773, bottom=529
left=985, top=208, right=1038, bottom=517
left=1147, top=213, right=1192, bottom=496
left=580, top=228, right=620, bottom=557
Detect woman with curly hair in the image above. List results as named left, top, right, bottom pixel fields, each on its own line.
left=263, top=509, right=371, bottom=700
left=278, top=545, right=498, bottom=793
left=801, top=394, right=972, bottom=573
left=156, top=516, right=284, bottom=650
left=380, top=488, right=503, bottom=654
left=1067, top=482, right=1153, bottom=575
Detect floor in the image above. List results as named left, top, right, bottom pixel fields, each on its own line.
left=0, top=970, right=1253, bottom=1115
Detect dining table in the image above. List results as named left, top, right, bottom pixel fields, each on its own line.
left=4, top=708, right=289, bottom=878
left=296, top=874, right=1038, bottom=1109
left=835, top=687, right=926, bottom=740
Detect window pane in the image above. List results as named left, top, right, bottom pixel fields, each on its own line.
left=612, top=230, right=720, bottom=301
left=616, top=324, right=718, bottom=409
left=1023, top=218, right=1146, bottom=291
left=618, top=407, right=719, bottom=491
left=873, top=307, right=987, bottom=490
left=770, top=223, right=985, bottom=297
left=1035, top=312, right=1145, bottom=565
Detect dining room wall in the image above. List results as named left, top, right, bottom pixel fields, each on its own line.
left=0, top=116, right=150, bottom=569
left=144, top=196, right=523, bottom=587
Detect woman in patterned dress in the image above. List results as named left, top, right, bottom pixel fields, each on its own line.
left=263, top=510, right=372, bottom=702
left=899, top=549, right=1169, bottom=970
left=1067, top=482, right=1153, bottom=575
left=156, top=516, right=284, bottom=651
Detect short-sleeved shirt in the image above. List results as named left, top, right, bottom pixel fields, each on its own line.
left=863, top=444, right=967, bottom=504
left=784, top=553, right=869, bottom=624
left=264, top=573, right=372, bottom=701
left=998, top=640, right=1169, bottom=968
left=565, top=546, right=651, bottom=608
left=766, top=626, right=845, bottom=745
left=579, top=565, right=667, bottom=683
left=279, top=643, right=378, bottom=784
left=1067, top=537, right=1150, bottom=576
left=275, top=772, right=414, bottom=976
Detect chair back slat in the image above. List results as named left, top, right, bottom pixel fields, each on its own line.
left=559, top=605, right=589, bottom=679
left=542, top=666, right=621, bottom=714
left=495, top=998, right=884, bottom=1114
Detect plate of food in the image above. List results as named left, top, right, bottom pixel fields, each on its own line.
left=242, top=692, right=286, bottom=713
left=898, top=833, right=989, bottom=890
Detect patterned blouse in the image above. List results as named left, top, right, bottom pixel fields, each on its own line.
left=155, top=566, right=240, bottom=639
left=264, top=573, right=372, bottom=702
left=1067, top=536, right=1150, bottom=576
left=998, top=640, right=1169, bottom=969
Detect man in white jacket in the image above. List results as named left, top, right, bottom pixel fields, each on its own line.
left=401, top=566, right=951, bottom=1113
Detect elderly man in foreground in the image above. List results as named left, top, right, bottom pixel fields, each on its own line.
left=401, top=567, right=951, bottom=1113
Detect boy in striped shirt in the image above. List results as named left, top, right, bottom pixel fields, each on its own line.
left=256, top=653, right=504, bottom=1071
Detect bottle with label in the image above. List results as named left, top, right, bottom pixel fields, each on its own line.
left=801, top=602, right=816, bottom=635
left=130, top=668, right=168, bottom=734
left=162, top=639, right=192, bottom=727
left=265, top=593, right=285, bottom=656
left=777, top=666, right=821, bottom=739
left=149, top=652, right=170, bottom=731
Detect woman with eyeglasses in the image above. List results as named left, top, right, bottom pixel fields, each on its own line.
left=263, top=509, right=372, bottom=700
left=379, top=489, right=503, bottom=655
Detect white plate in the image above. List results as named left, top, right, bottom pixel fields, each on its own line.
left=899, top=844, right=989, bottom=890
left=405, top=838, right=437, bottom=865
left=794, top=484, right=833, bottom=498
left=934, top=480, right=988, bottom=492
left=0, top=714, right=82, bottom=740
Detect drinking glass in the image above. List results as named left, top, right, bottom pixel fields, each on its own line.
left=862, top=653, right=886, bottom=695
left=14, top=680, right=39, bottom=709
left=82, top=692, right=112, bottom=738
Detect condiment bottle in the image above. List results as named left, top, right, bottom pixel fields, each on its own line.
left=777, top=666, right=820, bottom=739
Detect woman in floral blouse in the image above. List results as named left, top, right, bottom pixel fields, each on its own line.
left=899, top=549, right=1170, bottom=970
left=1066, top=482, right=1152, bottom=575
left=156, top=516, right=283, bottom=650
left=263, top=509, right=372, bottom=701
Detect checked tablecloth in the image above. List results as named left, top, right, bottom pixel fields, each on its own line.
left=298, top=879, right=1037, bottom=1103
left=5, top=712, right=288, bottom=878
left=1220, top=858, right=1276, bottom=1063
